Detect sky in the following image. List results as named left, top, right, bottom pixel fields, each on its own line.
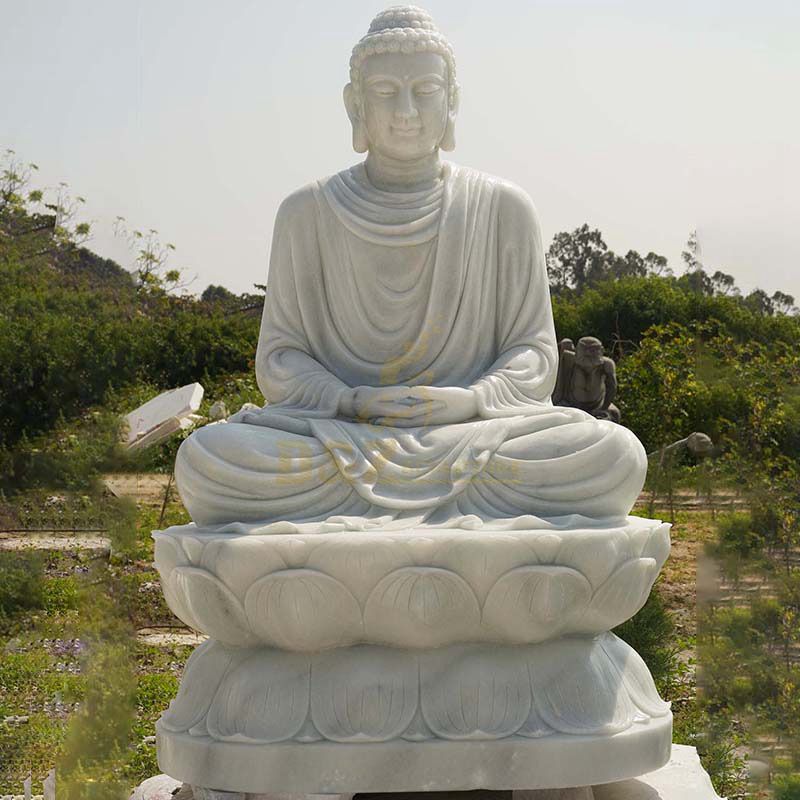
left=2, top=0, right=799, bottom=299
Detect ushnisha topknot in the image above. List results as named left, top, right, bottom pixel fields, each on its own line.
left=349, top=6, right=458, bottom=110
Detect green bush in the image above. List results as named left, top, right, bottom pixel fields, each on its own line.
left=715, top=513, right=764, bottom=559
left=552, top=275, right=800, bottom=355
left=0, top=238, right=259, bottom=464
left=0, top=551, right=45, bottom=627
left=42, top=577, right=80, bottom=614
left=775, top=775, right=800, bottom=800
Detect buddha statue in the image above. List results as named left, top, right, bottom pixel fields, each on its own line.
left=553, top=336, right=621, bottom=423
left=174, top=7, right=646, bottom=531
left=155, top=8, right=673, bottom=797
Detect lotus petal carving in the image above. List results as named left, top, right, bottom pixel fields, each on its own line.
left=600, top=632, right=671, bottom=718
left=154, top=517, right=671, bottom=648
left=483, top=566, right=592, bottom=642
left=158, top=635, right=670, bottom=744
left=529, top=533, right=562, bottom=564
left=640, top=523, right=672, bottom=570
left=206, top=649, right=311, bottom=743
left=311, top=647, right=418, bottom=742
left=201, top=536, right=287, bottom=595
left=441, top=535, right=534, bottom=601
left=555, top=531, right=625, bottom=588
left=160, top=639, right=242, bottom=733
left=169, top=567, right=255, bottom=646
left=179, top=535, right=206, bottom=564
left=244, top=569, right=362, bottom=651
left=364, top=567, right=480, bottom=648
left=153, top=533, right=186, bottom=575
left=154, top=535, right=193, bottom=626
left=577, top=558, right=659, bottom=633
left=402, top=706, right=435, bottom=741
left=421, top=646, right=531, bottom=739
left=306, top=537, right=407, bottom=602
left=517, top=700, right=553, bottom=739
left=527, top=637, right=634, bottom=735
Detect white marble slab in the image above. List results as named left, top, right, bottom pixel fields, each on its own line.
left=124, top=383, right=203, bottom=451
left=130, top=745, right=721, bottom=799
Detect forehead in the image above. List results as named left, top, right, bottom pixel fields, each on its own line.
left=361, top=51, right=447, bottom=81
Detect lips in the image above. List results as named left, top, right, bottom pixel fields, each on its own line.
left=392, top=127, right=422, bottom=136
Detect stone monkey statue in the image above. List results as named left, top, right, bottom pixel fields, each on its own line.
left=553, top=336, right=621, bottom=423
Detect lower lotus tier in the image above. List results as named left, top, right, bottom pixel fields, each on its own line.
left=157, top=633, right=672, bottom=793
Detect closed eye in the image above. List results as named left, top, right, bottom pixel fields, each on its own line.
left=370, top=83, right=398, bottom=97
left=415, top=82, right=443, bottom=96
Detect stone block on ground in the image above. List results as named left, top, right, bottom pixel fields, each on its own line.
left=123, top=383, right=204, bottom=451
left=131, top=744, right=721, bottom=799
left=129, top=773, right=183, bottom=798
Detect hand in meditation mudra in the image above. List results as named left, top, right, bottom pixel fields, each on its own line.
left=175, top=9, right=646, bottom=531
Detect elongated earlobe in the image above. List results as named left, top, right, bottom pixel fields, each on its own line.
left=440, top=114, right=456, bottom=151
left=440, top=85, right=459, bottom=152
left=352, top=120, right=369, bottom=153
left=344, top=82, right=369, bottom=154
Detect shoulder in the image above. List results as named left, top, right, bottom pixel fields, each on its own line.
left=276, top=164, right=365, bottom=221
left=450, top=164, right=540, bottom=224
left=496, top=177, right=540, bottom=225
left=275, top=181, right=320, bottom=221
left=456, top=166, right=539, bottom=230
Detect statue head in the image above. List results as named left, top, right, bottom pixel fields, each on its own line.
left=344, top=6, right=460, bottom=158
left=575, top=336, right=606, bottom=368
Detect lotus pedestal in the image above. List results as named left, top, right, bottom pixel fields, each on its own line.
left=153, top=518, right=673, bottom=797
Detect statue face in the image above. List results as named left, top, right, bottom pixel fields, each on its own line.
left=576, top=341, right=605, bottom=367
left=359, top=51, right=449, bottom=160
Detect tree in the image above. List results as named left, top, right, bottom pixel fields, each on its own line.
left=710, top=270, right=738, bottom=297
left=611, top=250, right=649, bottom=279
left=744, top=289, right=775, bottom=316
left=642, top=251, right=671, bottom=277
left=201, top=284, right=236, bottom=304
left=546, top=225, right=612, bottom=293
left=772, top=291, right=798, bottom=316
left=113, top=218, right=191, bottom=297
left=547, top=225, right=672, bottom=294
left=610, top=250, right=672, bottom=281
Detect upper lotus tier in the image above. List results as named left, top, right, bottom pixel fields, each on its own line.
left=154, top=516, right=670, bottom=651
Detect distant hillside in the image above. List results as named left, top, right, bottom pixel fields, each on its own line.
left=59, top=244, right=134, bottom=290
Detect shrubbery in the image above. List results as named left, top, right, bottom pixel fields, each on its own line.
left=0, top=189, right=260, bottom=486
left=0, top=551, right=45, bottom=630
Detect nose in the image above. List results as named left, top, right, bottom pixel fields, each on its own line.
left=394, top=86, right=419, bottom=123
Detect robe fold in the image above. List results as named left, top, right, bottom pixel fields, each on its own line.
left=176, top=162, right=647, bottom=530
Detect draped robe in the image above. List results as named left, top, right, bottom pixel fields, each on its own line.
left=175, top=163, right=647, bottom=531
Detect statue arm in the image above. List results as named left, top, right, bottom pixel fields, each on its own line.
left=254, top=191, right=353, bottom=418
left=551, top=347, right=574, bottom=406
left=257, top=345, right=351, bottom=418
left=602, top=357, right=617, bottom=409
left=469, top=184, right=559, bottom=417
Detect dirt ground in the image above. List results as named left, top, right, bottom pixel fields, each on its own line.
left=102, top=473, right=173, bottom=506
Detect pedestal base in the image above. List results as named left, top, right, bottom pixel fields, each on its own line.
left=154, top=519, right=673, bottom=797
left=158, top=714, right=671, bottom=795
left=134, top=745, right=721, bottom=800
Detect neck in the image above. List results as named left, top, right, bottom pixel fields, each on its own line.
left=364, top=150, right=443, bottom=192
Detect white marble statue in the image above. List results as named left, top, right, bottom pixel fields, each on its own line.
left=155, top=8, right=673, bottom=799
left=175, top=8, right=646, bottom=530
